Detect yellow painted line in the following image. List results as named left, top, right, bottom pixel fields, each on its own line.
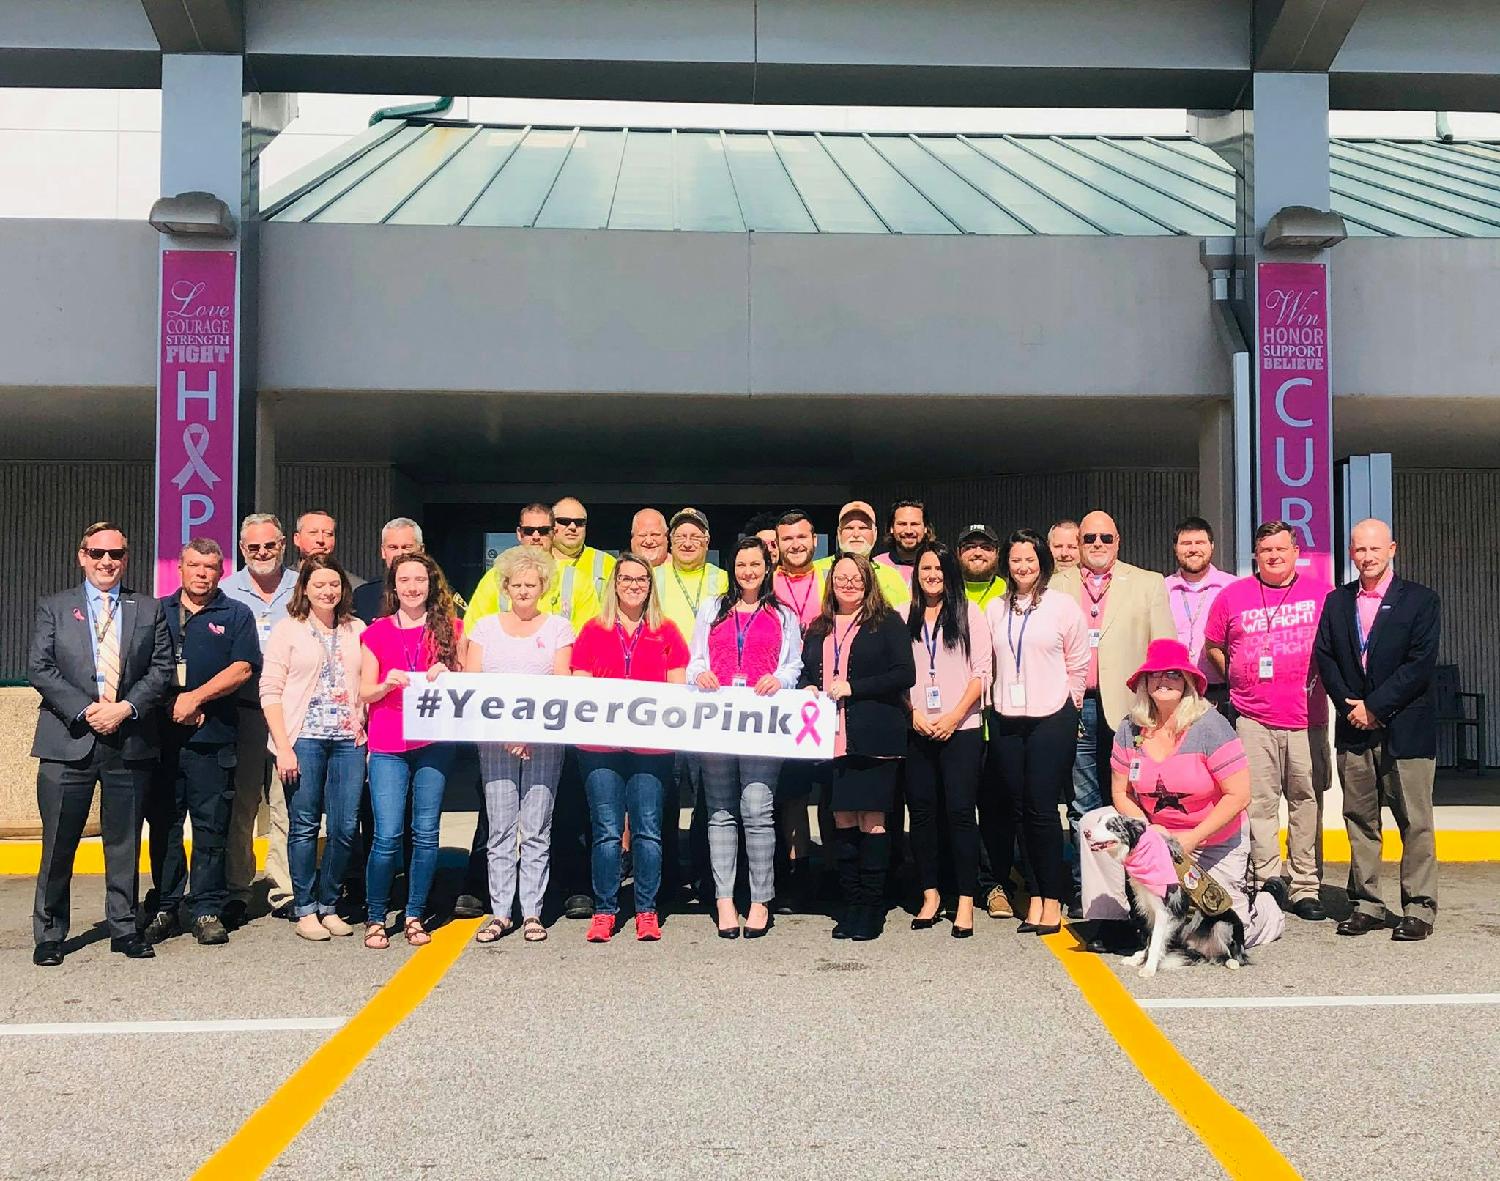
left=0, top=837, right=272, bottom=877
left=1042, top=925, right=1303, bottom=1180
left=192, top=917, right=481, bottom=1180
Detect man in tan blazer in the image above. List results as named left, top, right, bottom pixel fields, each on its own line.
left=1049, top=510, right=1174, bottom=922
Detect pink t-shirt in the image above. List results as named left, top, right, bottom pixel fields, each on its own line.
left=774, top=569, right=823, bottom=631
left=706, top=607, right=785, bottom=683
left=571, top=617, right=689, bottom=754
left=1111, top=711, right=1248, bottom=847
left=361, top=615, right=465, bottom=754
left=468, top=613, right=574, bottom=675
left=1203, top=575, right=1329, bottom=728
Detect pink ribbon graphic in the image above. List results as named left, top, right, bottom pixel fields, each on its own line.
left=795, top=699, right=822, bottom=746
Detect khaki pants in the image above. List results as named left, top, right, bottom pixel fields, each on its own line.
left=1339, top=743, right=1437, bottom=924
left=1237, top=717, right=1328, bottom=901
left=228, top=704, right=292, bottom=908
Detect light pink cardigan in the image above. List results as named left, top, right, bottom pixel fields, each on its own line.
left=259, top=615, right=367, bottom=750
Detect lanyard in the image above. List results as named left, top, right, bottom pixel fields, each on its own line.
left=615, top=620, right=645, bottom=676
left=832, top=615, right=860, bottom=677
left=1355, top=594, right=1381, bottom=658
left=732, top=608, right=754, bottom=672
left=394, top=616, right=427, bottom=671
left=780, top=570, right=816, bottom=624
left=671, top=564, right=709, bottom=615
left=1257, top=575, right=1299, bottom=631
left=920, top=618, right=940, bottom=680
left=1176, top=584, right=1207, bottom=632
left=1006, top=602, right=1033, bottom=675
left=89, top=593, right=118, bottom=644
left=1083, top=571, right=1110, bottom=619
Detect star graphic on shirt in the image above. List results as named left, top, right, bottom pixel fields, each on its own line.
left=1148, top=780, right=1192, bottom=815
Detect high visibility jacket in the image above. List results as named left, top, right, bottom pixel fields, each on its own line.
left=963, top=576, right=1008, bottom=611
left=465, top=546, right=612, bottom=632
left=654, top=561, right=728, bottom=642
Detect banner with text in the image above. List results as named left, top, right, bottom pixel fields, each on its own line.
left=404, top=673, right=836, bottom=760
left=154, top=249, right=239, bottom=596
left=1255, top=260, right=1334, bottom=590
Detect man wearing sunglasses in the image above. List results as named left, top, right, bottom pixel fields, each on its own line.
left=1049, top=510, right=1173, bottom=930
left=221, top=513, right=300, bottom=926
left=464, top=502, right=602, bottom=631
left=29, top=522, right=174, bottom=966
left=550, top=496, right=615, bottom=616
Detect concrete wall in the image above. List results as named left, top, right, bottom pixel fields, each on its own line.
left=258, top=225, right=1225, bottom=399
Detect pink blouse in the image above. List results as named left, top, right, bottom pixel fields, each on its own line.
left=905, top=601, right=993, bottom=732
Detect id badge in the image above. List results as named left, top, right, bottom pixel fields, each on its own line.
left=1008, top=683, right=1027, bottom=708
left=258, top=614, right=273, bottom=645
left=732, top=674, right=747, bottom=688
left=1258, top=654, right=1275, bottom=680
left=175, top=659, right=188, bottom=688
left=1088, top=628, right=1102, bottom=649
left=925, top=684, right=943, bottom=712
left=1128, top=758, right=1142, bottom=784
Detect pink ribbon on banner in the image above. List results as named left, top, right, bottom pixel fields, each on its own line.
left=795, top=699, right=823, bottom=746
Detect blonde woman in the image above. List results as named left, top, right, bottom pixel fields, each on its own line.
left=464, top=547, right=574, bottom=944
left=570, top=553, right=689, bottom=944
left=1079, top=638, right=1284, bottom=950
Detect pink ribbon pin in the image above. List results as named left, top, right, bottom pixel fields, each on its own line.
left=73, top=608, right=85, bottom=622
left=208, top=621, right=225, bottom=635
left=795, top=699, right=822, bottom=746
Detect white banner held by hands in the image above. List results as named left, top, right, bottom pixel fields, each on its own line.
left=403, top=673, right=836, bottom=760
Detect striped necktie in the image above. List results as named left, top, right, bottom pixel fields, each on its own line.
left=94, top=595, right=121, bottom=703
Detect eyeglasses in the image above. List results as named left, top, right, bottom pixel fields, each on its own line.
left=83, top=547, right=127, bottom=561
left=1148, top=670, right=1187, bottom=681
left=518, top=525, right=553, bottom=537
left=673, top=530, right=707, bottom=544
left=831, top=576, right=864, bottom=589
left=554, top=516, right=587, bottom=528
left=1082, top=533, right=1116, bottom=545
left=616, top=575, right=651, bottom=589
left=243, top=541, right=282, bottom=554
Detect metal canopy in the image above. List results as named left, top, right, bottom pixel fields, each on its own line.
left=264, top=121, right=1500, bottom=239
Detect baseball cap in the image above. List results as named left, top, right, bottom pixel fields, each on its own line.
left=838, top=500, right=876, bottom=526
left=957, top=524, right=999, bottom=547
left=669, top=507, right=709, bottom=534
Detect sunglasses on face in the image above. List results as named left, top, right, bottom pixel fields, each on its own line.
left=554, top=517, right=587, bottom=528
left=1082, top=533, right=1116, bottom=545
left=518, top=525, right=553, bottom=537
left=1148, top=670, right=1187, bottom=681
left=83, top=547, right=127, bottom=561
left=243, top=541, right=282, bottom=554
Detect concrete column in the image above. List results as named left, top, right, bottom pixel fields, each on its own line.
left=1197, top=399, right=1236, bottom=569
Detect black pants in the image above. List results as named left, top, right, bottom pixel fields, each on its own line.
left=145, top=734, right=236, bottom=920
left=904, top=728, right=983, bottom=897
left=34, top=740, right=148, bottom=944
left=991, top=702, right=1078, bottom=903
left=547, top=747, right=593, bottom=905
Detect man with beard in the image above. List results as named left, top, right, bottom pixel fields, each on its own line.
left=1164, top=516, right=1235, bottom=712
left=1050, top=510, right=1174, bottom=934
left=874, top=499, right=934, bottom=573
left=221, top=513, right=300, bottom=924
left=630, top=508, right=670, bottom=567
left=956, top=524, right=1007, bottom=611
left=813, top=501, right=910, bottom=607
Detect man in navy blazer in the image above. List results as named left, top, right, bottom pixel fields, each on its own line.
left=28, top=522, right=173, bottom=965
left=1313, top=519, right=1441, bottom=942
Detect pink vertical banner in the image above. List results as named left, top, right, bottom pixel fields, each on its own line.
left=1255, top=260, right=1334, bottom=592
left=154, top=249, right=239, bottom=595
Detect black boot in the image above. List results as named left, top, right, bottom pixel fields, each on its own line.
left=852, top=830, right=890, bottom=941
left=773, top=862, right=807, bottom=916
left=831, top=827, right=862, bottom=939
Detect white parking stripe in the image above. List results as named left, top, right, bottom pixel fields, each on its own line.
left=0, top=1017, right=343, bottom=1037
left=1140, top=993, right=1500, bottom=1011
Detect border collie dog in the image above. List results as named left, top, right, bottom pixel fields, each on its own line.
left=1085, top=812, right=1248, bottom=978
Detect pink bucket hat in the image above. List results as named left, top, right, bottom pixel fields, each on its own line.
left=1126, top=638, right=1208, bottom=698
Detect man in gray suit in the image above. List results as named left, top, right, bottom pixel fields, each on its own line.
left=29, top=521, right=173, bottom=966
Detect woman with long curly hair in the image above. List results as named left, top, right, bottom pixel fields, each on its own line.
left=358, top=552, right=464, bottom=948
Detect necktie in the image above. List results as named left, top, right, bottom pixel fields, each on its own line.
left=95, top=597, right=120, bottom=703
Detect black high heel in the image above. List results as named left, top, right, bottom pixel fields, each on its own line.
left=744, top=914, right=774, bottom=939
left=910, top=912, right=944, bottom=930
left=717, top=925, right=741, bottom=939
left=1031, top=923, right=1062, bottom=936
left=1016, top=921, right=1039, bottom=933
left=950, top=924, right=974, bottom=939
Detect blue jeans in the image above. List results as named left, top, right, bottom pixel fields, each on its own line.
left=286, top=738, right=365, bottom=918
left=366, top=746, right=453, bottom=924
left=1067, top=693, right=1114, bottom=895
left=579, top=750, right=672, bottom=917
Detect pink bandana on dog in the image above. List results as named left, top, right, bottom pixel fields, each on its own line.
left=1123, top=828, right=1179, bottom=898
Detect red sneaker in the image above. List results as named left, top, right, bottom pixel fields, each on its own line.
left=635, top=911, right=662, bottom=941
left=585, top=914, right=615, bottom=943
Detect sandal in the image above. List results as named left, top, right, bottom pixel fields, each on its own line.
left=522, top=916, right=547, bottom=943
left=364, top=923, right=390, bottom=950
left=404, top=917, right=432, bottom=947
left=474, top=917, right=513, bottom=944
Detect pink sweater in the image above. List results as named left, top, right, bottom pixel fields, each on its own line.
left=905, top=600, right=993, bottom=732
left=986, top=588, right=1089, bottom=718
left=259, top=615, right=367, bottom=750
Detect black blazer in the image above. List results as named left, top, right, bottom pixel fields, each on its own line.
left=29, top=585, right=174, bottom=763
left=1313, top=575, right=1440, bottom=759
left=799, top=611, right=916, bottom=758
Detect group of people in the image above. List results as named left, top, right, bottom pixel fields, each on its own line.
left=27, top=496, right=1442, bottom=967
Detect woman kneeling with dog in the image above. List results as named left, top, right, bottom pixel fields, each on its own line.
left=1079, top=639, right=1285, bottom=949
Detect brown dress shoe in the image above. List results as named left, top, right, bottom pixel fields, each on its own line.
left=1336, top=911, right=1386, bottom=937
left=985, top=886, right=1014, bottom=920
left=1391, top=916, right=1433, bottom=942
